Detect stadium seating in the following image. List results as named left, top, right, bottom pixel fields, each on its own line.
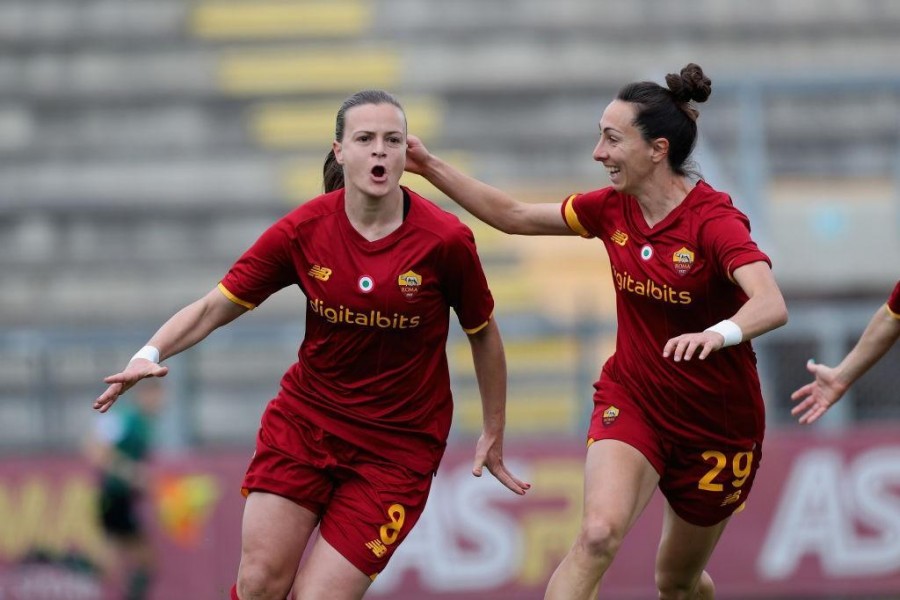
left=2, top=0, right=899, bottom=448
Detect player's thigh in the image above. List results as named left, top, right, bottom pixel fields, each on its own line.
left=583, top=439, right=660, bottom=534
left=290, top=536, right=373, bottom=600
left=656, top=501, right=728, bottom=589
left=239, top=491, right=319, bottom=582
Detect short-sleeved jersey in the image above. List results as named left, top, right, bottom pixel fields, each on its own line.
left=219, top=187, right=494, bottom=474
left=887, top=280, right=900, bottom=318
left=562, top=180, right=771, bottom=448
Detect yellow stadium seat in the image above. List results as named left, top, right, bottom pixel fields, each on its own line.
left=192, top=1, right=370, bottom=39
left=218, top=48, right=400, bottom=95
left=251, top=97, right=443, bottom=148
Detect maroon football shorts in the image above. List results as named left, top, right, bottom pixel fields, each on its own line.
left=242, top=399, right=433, bottom=577
left=588, top=376, right=762, bottom=527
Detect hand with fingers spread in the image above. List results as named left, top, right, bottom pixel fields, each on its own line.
left=791, top=284, right=900, bottom=425
left=472, top=430, right=531, bottom=496
left=94, top=359, right=169, bottom=413
left=790, top=359, right=846, bottom=425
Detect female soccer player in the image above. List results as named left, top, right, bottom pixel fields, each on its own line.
left=94, top=89, right=529, bottom=600
left=405, top=64, right=788, bottom=599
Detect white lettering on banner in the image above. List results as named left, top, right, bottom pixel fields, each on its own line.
left=758, top=446, right=900, bottom=580
left=369, top=463, right=525, bottom=594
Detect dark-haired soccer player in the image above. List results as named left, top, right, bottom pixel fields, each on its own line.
left=406, top=64, right=788, bottom=599
left=95, top=89, right=528, bottom=600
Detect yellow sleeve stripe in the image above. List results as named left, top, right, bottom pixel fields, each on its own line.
left=887, top=303, right=900, bottom=320
left=218, top=282, right=256, bottom=310
left=563, top=194, right=591, bottom=238
left=463, top=313, right=492, bottom=335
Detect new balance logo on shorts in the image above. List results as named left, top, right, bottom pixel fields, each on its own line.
left=721, top=490, right=742, bottom=507
left=366, top=539, right=387, bottom=558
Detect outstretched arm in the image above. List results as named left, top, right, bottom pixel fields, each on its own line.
left=467, top=318, right=531, bottom=495
left=406, top=135, right=573, bottom=236
left=94, top=287, right=248, bottom=412
left=791, top=303, right=900, bottom=425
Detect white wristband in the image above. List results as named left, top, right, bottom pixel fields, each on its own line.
left=130, top=345, right=160, bottom=364
left=704, top=320, right=743, bottom=347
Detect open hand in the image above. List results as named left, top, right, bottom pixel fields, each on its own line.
left=93, top=359, right=169, bottom=413
left=472, top=430, right=531, bottom=495
left=790, top=359, right=847, bottom=425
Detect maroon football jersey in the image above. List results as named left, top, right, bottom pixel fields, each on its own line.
left=220, top=187, right=494, bottom=474
left=888, top=281, right=900, bottom=317
left=563, top=180, right=771, bottom=448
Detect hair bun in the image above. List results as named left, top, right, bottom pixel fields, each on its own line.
left=665, top=63, right=712, bottom=104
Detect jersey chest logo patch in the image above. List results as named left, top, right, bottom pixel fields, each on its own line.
left=308, top=265, right=332, bottom=281
left=673, top=246, right=695, bottom=276
left=611, top=230, right=629, bottom=246
left=358, top=275, right=374, bottom=293
left=398, top=270, right=422, bottom=299
left=602, top=405, right=620, bottom=426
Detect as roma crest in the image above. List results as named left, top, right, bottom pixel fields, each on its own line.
left=398, top=270, right=422, bottom=299
left=602, top=405, right=620, bottom=426
left=673, top=246, right=695, bottom=276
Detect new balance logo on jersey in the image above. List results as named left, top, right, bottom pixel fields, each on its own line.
left=366, top=539, right=387, bottom=558
left=611, top=230, right=629, bottom=246
left=308, top=265, right=332, bottom=281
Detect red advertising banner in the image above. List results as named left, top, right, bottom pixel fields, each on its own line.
left=1, top=427, right=899, bottom=599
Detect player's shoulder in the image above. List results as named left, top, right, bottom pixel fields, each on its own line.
left=572, top=186, right=617, bottom=204
left=271, top=190, right=343, bottom=237
left=687, top=181, right=738, bottom=212
left=286, top=189, right=343, bottom=222
left=406, top=187, right=472, bottom=240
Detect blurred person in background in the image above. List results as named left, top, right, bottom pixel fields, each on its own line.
left=85, top=377, right=164, bottom=600
left=791, top=280, right=900, bottom=424
left=406, top=64, right=788, bottom=599
left=93, top=89, right=528, bottom=600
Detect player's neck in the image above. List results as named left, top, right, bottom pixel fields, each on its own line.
left=344, top=188, right=404, bottom=241
left=634, top=174, right=694, bottom=228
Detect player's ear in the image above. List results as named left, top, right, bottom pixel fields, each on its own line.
left=333, top=140, right=344, bottom=165
left=650, top=137, right=669, bottom=165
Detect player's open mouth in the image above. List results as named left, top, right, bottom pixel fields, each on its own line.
left=371, top=165, right=386, bottom=179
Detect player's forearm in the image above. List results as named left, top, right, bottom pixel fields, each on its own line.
left=730, top=287, right=788, bottom=341
left=419, top=154, right=528, bottom=234
left=834, top=306, right=900, bottom=386
left=146, top=288, right=246, bottom=362
left=729, top=263, right=788, bottom=341
left=467, top=320, right=508, bottom=433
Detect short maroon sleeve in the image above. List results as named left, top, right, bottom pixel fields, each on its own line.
left=887, top=281, right=900, bottom=318
left=440, top=225, right=494, bottom=333
left=701, top=208, right=771, bottom=281
left=219, top=218, right=298, bottom=309
left=563, top=189, right=615, bottom=238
